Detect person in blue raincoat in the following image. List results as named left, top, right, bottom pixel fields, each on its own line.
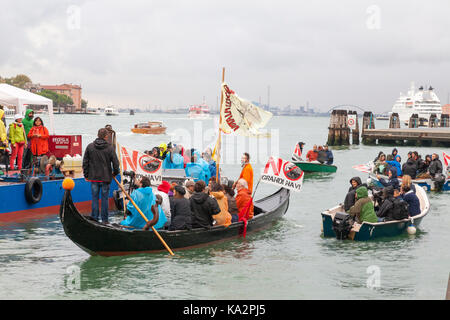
left=120, top=176, right=167, bottom=230
left=162, top=144, right=185, bottom=169
left=185, top=149, right=211, bottom=183
left=202, top=147, right=217, bottom=179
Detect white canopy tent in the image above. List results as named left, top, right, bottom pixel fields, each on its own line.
left=0, top=83, right=55, bottom=134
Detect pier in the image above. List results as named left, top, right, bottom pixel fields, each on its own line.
left=361, top=127, right=450, bottom=147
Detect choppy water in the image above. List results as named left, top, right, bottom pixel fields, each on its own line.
left=0, top=113, right=449, bottom=299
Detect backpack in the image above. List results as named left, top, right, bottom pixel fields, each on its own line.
left=392, top=198, right=409, bottom=220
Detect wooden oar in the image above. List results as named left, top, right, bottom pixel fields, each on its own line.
left=113, top=176, right=174, bottom=256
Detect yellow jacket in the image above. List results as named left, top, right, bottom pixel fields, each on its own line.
left=0, top=110, right=8, bottom=149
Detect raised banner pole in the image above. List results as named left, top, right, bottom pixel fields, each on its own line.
left=216, top=67, right=225, bottom=183
left=116, top=142, right=126, bottom=218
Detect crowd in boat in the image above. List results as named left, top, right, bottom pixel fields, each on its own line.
left=82, top=128, right=257, bottom=231
left=292, top=142, right=334, bottom=165
left=340, top=148, right=442, bottom=225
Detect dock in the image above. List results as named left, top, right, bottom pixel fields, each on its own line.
left=361, top=127, right=450, bottom=147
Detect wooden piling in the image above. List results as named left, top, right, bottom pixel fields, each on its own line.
left=446, top=273, right=450, bottom=300
left=327, top=110, right=337, bottom=146
left=389, top=113, right=400, bottom=129
left=441, top=114, right=449, bottom=128
left=351, top=111, right=360, bottom=145
left=429, top=114, right=438, bottom=128
left=409, top=114, right=419, bottom=128
left=362, top=112, right=375, bottom=144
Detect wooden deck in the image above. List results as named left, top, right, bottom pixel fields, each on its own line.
left=362, top=128, right=450, bottom=146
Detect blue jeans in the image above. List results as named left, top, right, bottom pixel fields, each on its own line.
left=91, top=182, right=110, bottom=223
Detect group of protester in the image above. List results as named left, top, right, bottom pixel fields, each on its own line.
left=373, top=148, right=444, bottom=180
left=0, top=108, right=61, bottom=176
left=119, top=152, right=255, bottom=230
left=293, top=142, right=334, bottom=165
left=82, top=128, right=256, bottom=231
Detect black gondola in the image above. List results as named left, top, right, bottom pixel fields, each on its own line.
left=59, top=188, right=290, bottom=256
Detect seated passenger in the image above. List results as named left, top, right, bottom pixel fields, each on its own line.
left=306, top=145, right=318, bottom=162
left=190, top=180, right=221, bottom=228
left=376, top=186, right=395, bottom=222
left=402, top=157, right=417, bottom=179
left=401, top=174, right=416, bottom=193
left=428, top=153, right=443, bottom=178
left=235, top=178, right=254, bottom=220
left=168, top=185, right=192, bottom=231
left=377, top=167, right=400, bottom=190
left=344, top=176, right=365, bottom=211
left=386, top=154, right=402, bottom=177
left=373, top=152, right=387, bottom=174
left=348, top=187, right=378, bottom=224
left=209, top=182, right=232, bottom=227
left=154, top=180, right=171, bottom=226
left=324, top=145, right=334, bottom=165
left=316, top=146, right=327, bottom=164
left=401, top=185, right=421, bottom=217
left=120, top=177, right=167, bottom=230
left=223, top=184, right=239, bottom=223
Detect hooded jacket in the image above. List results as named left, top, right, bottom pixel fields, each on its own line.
left=402, top=158, right=417, bottom=179
left=344, top=177, right=365, bottom=211
left=428, top=157, right=443, bottom=176
left=379, top=167, right=400, bottom=189
left=22, top=109, right=34, bottom=135
left=8, top=121, right=27, bottom=145
left=28, top=123, right=49, bottom=156
left=236, top=188, right=254, bottom=220
left=190, top=192, right=221, bottom=228
left=348, top=187, right=377, bottom=223
left=210, top=191, right=232, bottom=227
left=82, top=138, right=120, bottom=183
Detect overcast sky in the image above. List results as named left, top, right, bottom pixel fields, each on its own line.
left=1, top=0, right=450, bottom=112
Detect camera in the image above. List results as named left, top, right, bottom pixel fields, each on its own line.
left=123, top=170, right=136, bottom=178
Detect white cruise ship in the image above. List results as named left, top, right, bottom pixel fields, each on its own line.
left=391, top=82, right=442, bottom=124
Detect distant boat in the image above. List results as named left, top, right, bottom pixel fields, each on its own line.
left=189, top=103, right=210, bottom=119
left=293, top=161, right=337, bottom=173
left=131, top=121, right=167, bottom=135
left=130, top=109, right=134, bottom=115
left=391, top=82, right=442, bottom=124
left=86, top=108, right=102, bottom=115
left=376, top=114, right=390, bottom=120
left=104, top=107, right=119, bottom=116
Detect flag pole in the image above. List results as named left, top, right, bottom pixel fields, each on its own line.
left=216, top=67, right=225, bottom=183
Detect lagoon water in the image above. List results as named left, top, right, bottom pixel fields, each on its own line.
left=0, top=113, right=449, bottom=299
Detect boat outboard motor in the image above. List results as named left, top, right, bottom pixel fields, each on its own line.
left=332, top=212, right=354, bottom=240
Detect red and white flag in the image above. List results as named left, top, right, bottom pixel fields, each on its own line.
left=352, top=163, right=373, bottom=174
left=443, top=152, right=450, bottom=168
left=261, top=156, right=304, bottom=192
left=220, top=83, right=272, bottom=137
left=293, top=143, right=302, bottom=158
left=120, top=146, right=163, bottom=185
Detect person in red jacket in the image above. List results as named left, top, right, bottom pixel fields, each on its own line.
left=306, top=145, right=318, bottom=162
left=27, top=117, right=49, bottom=157
left=235, top=178, right=254, bottom=220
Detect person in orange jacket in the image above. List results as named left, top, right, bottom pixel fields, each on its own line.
left=233, top=152, right=253, bottom=193
left=27, top=117, right=49, bottom=157
left=235, top=178, right=254, bottom=220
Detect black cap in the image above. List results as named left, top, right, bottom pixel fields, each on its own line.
left=174, top=185, right=186, bottom=195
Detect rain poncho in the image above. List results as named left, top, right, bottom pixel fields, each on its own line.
left=162, top=148, right=185, bottom=169
left=185, top=150, right=211, bottom=183
left=120, top=187, right=167, bottom=230
left=22, top=109, right=34, bottom=135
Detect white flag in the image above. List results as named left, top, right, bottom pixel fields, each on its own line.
left=220, top=83, right=272, bottom=137
left=261, top=156, right=304, bottom=192
left=120, top=146, right=163, bottom=185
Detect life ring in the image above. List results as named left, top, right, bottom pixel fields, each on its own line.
left=25, top=177, right=43, bottom=204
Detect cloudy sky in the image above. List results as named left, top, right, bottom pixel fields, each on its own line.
left=1, top=0, right=450, bottom=112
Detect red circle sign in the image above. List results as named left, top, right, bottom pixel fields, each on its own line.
left=348, top=118, right=355, bottom=126
left=282, top=162, right=303, bottom=181
left=139, top=155, right=161, bottom=173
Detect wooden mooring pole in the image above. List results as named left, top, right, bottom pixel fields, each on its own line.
left=446, top=273, right=450, bottom=300
left=441, top=114, right=449, bottom=128
left=362, top=111, right=375, bottom=145
left=389, top=113, right=400, bottom=129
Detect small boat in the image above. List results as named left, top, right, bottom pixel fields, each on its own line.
left=189, top=103, right=210, bottom=119
left=293, top=161, right=337, bottom=173
left=104, top=107, right=119, bottom=116
left=369, top=172, right=450, bottom=192
left=131, top=121, right=167, bottom=135
left=60, top=187, right=290, bottom=256
left=86, top=108, right=102, bottom=115
left=321, top=183, right=430, bottom=241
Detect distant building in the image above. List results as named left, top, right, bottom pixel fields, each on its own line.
left=41, top=84, right=82, bottom=111
left=442, top=104, right=450, bottom=115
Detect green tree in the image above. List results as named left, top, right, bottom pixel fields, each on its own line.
left=38, top=89, right=73, bottom=111
left=81, top=99, right=87, bottom=109
left=0, top=74, right=32, bottom=88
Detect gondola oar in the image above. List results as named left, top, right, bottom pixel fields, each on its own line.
left=113, top=176, right=175, bottom=256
